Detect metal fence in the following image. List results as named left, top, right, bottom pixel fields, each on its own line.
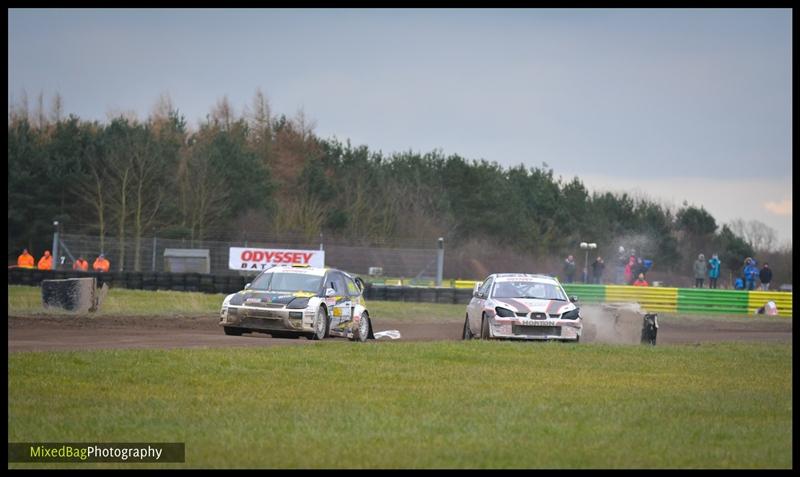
left=58, top=233, right=440, bottom=279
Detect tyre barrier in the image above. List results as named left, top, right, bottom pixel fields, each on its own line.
left=8, top=268, right=249, bottom=295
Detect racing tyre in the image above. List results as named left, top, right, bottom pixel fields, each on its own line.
left=309, top=307, right=329, bottom=341
left=480, top=316, right=491, bottom=340
left=462, top=315, right=473, bottom=340
left=351, top=312, right=370, bottom=342
left=223, top=326, right=245, bottom=336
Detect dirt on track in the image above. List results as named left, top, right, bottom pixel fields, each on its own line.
left=7, top=312, right=793, bottom=353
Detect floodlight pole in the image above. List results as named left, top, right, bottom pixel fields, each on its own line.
left=436, top=237, right=444, bottom=287
left=52, top=221, right=60, bottom=270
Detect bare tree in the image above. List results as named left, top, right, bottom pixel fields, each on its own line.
left=210, top=96, right=235, bottom=131
left=247, top=88, right=273, bottom=166
left=130, top=129, right=162, bottom=271
left=294, top=106, right=317, bottom=142
left=50, top=92, right=64, bottom=124
left=728, top=218, right=778, bottom=252
left=74, top=132, right=109, bottom=253
left=178, top=133, right=230, bottom=244
left=35, top=91, right=47, bottom=130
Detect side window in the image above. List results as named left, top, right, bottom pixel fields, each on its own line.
left=479, top=278, right=494, bottom=298
left=328, top=272, right=347, bottom=296
left=345, top=276, right=360, bottom=297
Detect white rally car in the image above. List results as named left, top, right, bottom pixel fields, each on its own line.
left=463, top=273, right=582, bottom=342
left=219, top=265, right=373, bottom=341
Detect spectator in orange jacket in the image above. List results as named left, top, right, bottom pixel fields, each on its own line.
left=73, top=256, right=89, bottom=272
left=93, top=254, right=110, bottom=272
left=17, top=248, right=35, bottom=268
left=37, top=250, right=53, bottom=270
left=632, top=273, right=649, bottom=287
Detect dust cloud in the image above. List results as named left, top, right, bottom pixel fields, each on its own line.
left=580, top=303, right=646, bottom=345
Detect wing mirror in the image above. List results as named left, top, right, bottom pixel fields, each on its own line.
left=244, top=282, right=251, bottom=290
left=473, top=282, right=483, bottom=298
left=325, top=288, right=336, bottom=298
left=570, top=295, right=578, bottom=303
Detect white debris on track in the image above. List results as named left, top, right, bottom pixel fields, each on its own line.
left=373, top=330, right=402, bottom=340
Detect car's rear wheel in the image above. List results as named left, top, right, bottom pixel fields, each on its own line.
left=223, top=326, right=245, bottom=336
left=351, top=312, right=370, bottom=342
left=462, top=314, right=473, bottom=340
left=309, top=307, right=329, bottom=341
left=480, top=315, right=491, bottom=340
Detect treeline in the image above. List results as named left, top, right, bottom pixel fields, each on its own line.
left=7, top=91, right=788, bottom=280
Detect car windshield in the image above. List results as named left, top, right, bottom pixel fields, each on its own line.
left=249, top=272, right=323, bottom=293
left=492, top=281, right=567, bottom=301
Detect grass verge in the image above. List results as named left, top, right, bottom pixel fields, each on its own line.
left=8, top=341, right=792, bottom=468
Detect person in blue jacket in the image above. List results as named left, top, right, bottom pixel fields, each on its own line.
left=743, top=257, right=758, bottom=291
left=707, top=253, right=721, bottom=289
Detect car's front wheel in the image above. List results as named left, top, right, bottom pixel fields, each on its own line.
left=480, top=315, right=491, bottom=340
left=462, top=314, right=473, bottom=340
left=351, top=312, right=370, bottom=342
left=309, top=307, right=329, bottom=340
left=223, top=326, right=245, bottom=336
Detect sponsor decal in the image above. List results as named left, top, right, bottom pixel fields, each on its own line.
left=519, top=319, right=558, bottom=326
left=228, top=247, right=325, bottom=271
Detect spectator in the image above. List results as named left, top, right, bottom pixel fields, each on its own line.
left=743, top=258, right=758, bottom=291
left=37, top=250, right=53, bottom=270
left=73, top=256, right=89, bottom=272
left=93, top=254, right=110, bottom=273
left=563, top=255, right=577, bottom=283
left=759, top=263, right=773, bottom=291
left=693, top=253, right=707, bottom=288
left=633, top=273, right=649, bottom=287
left=635, top=257, right=648, bottom=279
left=707, top=253, right=721, bottom=289
left=591, top=256, right=605, bottom=284
left=17, top=248, right=35, bottom=268
left=624, top=256, right=636, bottom=285
left=616, top=246, right=627, bottom=284
left=734, top=277, right=745, bottom=290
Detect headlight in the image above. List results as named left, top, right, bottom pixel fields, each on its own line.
left=287, top=297, right=311, bottom=309
left=495, top=307, right=515, bottom=318
left=561, top=308, right=580, bottom=320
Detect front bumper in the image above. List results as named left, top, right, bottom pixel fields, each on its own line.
left=220, top=304, right=316, bottom=333
left=490, top=318, right=582, bottom=340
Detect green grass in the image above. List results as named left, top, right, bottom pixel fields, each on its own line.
left=8, top=342, right=792, bottom=468
left=8, top=285, right=226, bottom=316
left=7, top=285, right=465, bottom=321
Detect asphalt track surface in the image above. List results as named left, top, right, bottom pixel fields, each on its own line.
left=7, top=313, right=793, bottom=352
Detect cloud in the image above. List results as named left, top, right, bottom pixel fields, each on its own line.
left=763, top=199, right=792, bottom=216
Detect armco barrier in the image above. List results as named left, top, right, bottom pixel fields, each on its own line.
left=561, top=284, right=606, bottom=303
left=7, top=269, right=792, bottom=316
left=454, top=280, right=479, bottom=289
left=677, top=288, right=748, bottom=315
left=748, top=291, right=793, bottom=317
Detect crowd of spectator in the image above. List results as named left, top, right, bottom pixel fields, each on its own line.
left=15, top=248, right=110, bottom=272
left=561, top=243, right=776, bottom=291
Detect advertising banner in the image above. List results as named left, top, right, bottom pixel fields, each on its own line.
left=228, top=247, right=325, bottom=271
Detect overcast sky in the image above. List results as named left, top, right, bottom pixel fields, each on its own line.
left=8, top=8, right=793, bottom=244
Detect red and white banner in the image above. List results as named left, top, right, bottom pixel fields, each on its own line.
left=228, top=247, right=325, bottom=271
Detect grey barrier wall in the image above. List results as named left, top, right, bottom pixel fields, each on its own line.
left=8, top=268, right=475, bottom=304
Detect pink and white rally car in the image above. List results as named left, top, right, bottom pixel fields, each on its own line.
left=463, top=273, right=582, bottom=342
